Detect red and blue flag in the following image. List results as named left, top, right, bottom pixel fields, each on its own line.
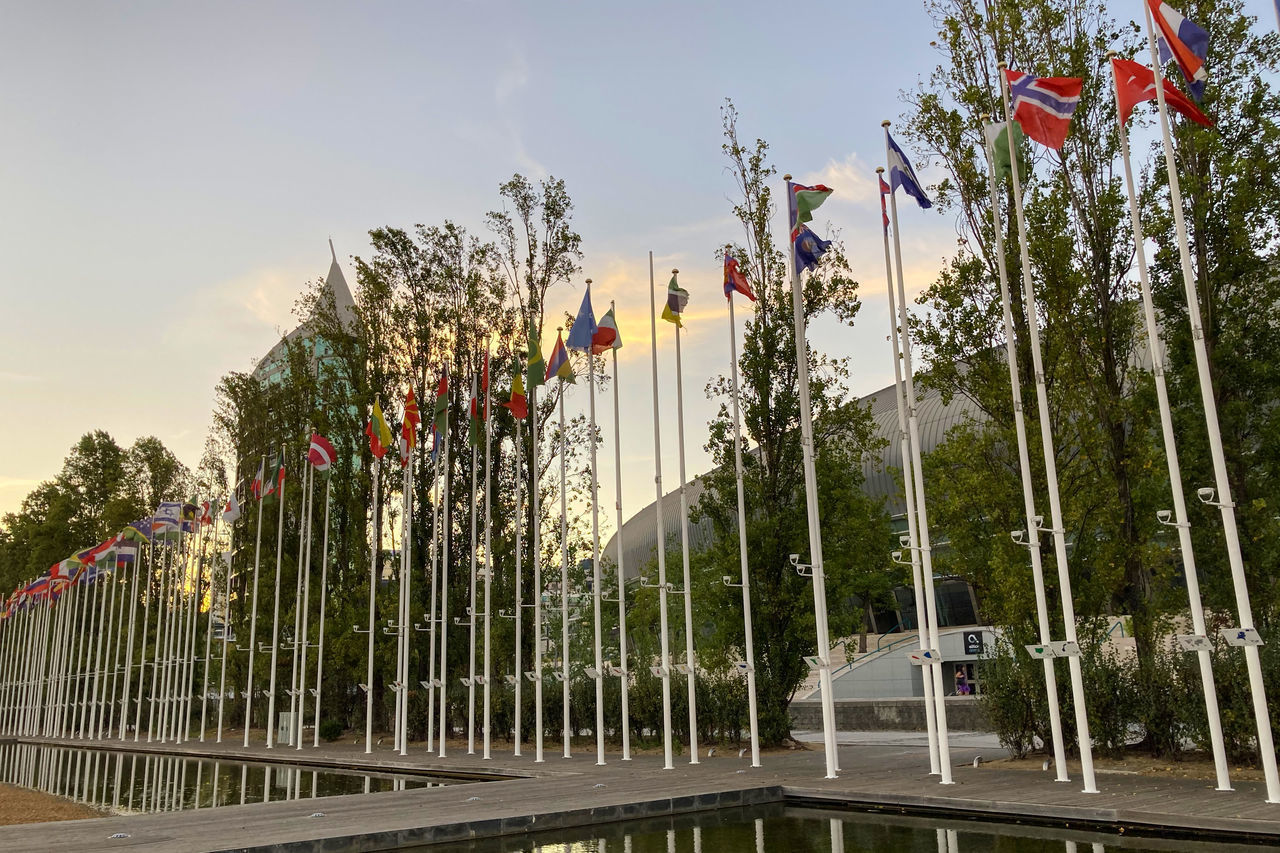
left=723, top=252, right=755, bottom=301
left=1148, top=0, right=1208, bottom=101
left=1003, top=69, right=1083, bottom=150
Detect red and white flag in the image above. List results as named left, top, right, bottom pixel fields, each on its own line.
left=308, top=433, right=336, bottom=471
left=223, top=493, right=242, bottom=524
left=200, top=500, right=214, bottom=525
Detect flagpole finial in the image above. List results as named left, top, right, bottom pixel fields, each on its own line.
left=881, top=120, right=891, bottom=128
left=585, top=278, right=592, bottom=286
left=672, top=269, right=679, bottom=275
left=783, top=173, right=792, bottom=181
left=981, top=113, right=990, bottom=121
left=997, top=60, right=1007, bottom=70
left=1105, top=49, right=1117, bottom=58
left=876, top=166, right=885, bottom=174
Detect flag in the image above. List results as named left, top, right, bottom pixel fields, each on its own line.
left=153, top=501, right=182, bottom=535
left=432, top=370, right=449, bottom=435
left=482, top=349, right=490, bottom=420
left=1003, top=69, right=1083, bottom=150
left=251, top=458, right=266, bottom=500
left=591, top=307, right=622, bottom=354
left=222, top=494, right=242, bottom=524
left=308, top=433, right=336, bottom=471
left=793, top=224, right=832, bottom=275
left=788, top=183, right=834, bottom=226
left=878, top=174, right=891, bottom=229
left=545, top=330, right=573, bottom=383
left=983, top=121, right=1034, bottom=184
left=724, top=252, right=755, bottom=301
left=49, top=559, right=75, bottom=589
left=660, top=273, right=689, bottom=327
left=428, top=427, right=442, bottom=464
left=200, top=500, right=214, bottom=525
left=468, top=373, right=483, bottom=447
left=527, top=320, right=547, bottom=390
left=75, top=536, right=117, bottom=567
left=402, top=388, right=421, bottom=453
left=366, top=399, right=393, bottom=459
left=1149, top=0, right=1208, bottom=101
left=120, top=518, right=152, bottom=543
left=886, top=131, right=932, bottom=209
left=115, top=544, right=137, bottom=568
left=1111, top=56, right=1212, bottom=127
left=259, top=452, right=281, bottom=499
left=273, top=454, right=286, bottom=494
left=566, top=287, right=598, bottom=352
left=502, top=366, right=529, bottom=419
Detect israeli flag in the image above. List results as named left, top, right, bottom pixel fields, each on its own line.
left=886, top=131, right=932, bottom=210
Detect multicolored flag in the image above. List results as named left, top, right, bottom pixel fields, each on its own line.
left=366, top=399, right=393, bottom=459
left=723, top=252, right=755, bottom=301
left=222, top=494, right=242, bottom=524
left=878, top=173, right=891, bottom=229
left=200, top=500, right=214, bottom=525
left=983, top=121, right=1033, bottom=183
left=251, top=458, right=266, bottom=500
left=886, top=131, right=932, bottom=209
left=545, top=330, right=574, bottom=382
left=788, top=183, right=834, bottom=225
left=1111, top=56, right=1212, bottom=127
left=660, top=273, right=689, bottom=327
left=180, top=501, right=199, bottom=533
left=468, top=373, right=483, bottom=448
left=502, top=366, right=529, bottom=419
left=272, top=454, right=286, bottom=495
left=115, top=544, right=138, bottom=569
left=1148, top=0, right=1208, bottom=101
left=120, top=518, right=153, bottom=543
left=49, top=559, right=76, bottom=590
left=153, top=501, right=182, bottom=535
left=308, top=433, right=336, bottom=471
left=566, top=286, right=598, bottom=353
left=432, top=370, right=450, bottom=435
left=793, top=224, right=832, bottom=275
left=1002, top=69, right=1083, bottom=150
left=591, top=307, right=622, bottom=355
left=402, top=388, right=421, bottom=453
left=527, top=321, right=547, bottom=390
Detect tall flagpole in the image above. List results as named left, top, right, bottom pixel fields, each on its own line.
left=971, top=141, right=1068, bottom=780
left=557, top=345, right=571, bottom=760
left=586, top=287, right=606, bottom=767
left=512, top=415, right=524, bottom=757
left=1106, top=64, right=1230, bottom=790
left=425, top=438, right=441, bottom=752
left=400, top=429, right=413, bottom=757
left=438, top=374, right=453, bottom=758
left=783, top=175, right=839, bottom=779
left=995, top=72, right=1098, bottom=794
left=134, top=538, right=157, bottom=742
left=724, top=266, right=760, bottom=768
left=365, top=453, right=379, bottom=755
left=243, top=456, right=267, bottom=748
left=217, top=515, right=235, bottom=743
left=288, top=463, right=313, bottom=747
left=312, top=474, right=332, bottom=748
left=1141, top=16, right=1280, bottom=800
left=266, top=444, right=287, bottom=750
left=467, top=373, right=480, bottom=755
left=482, top=349, right=494, bottom=761
left=297, top=466, right=317, bottom=752
left=880, top=128, right=954, bottom=785
left=647, top=252, right=675, bottom=771
left=873, top=186, right=941, bottom=775
left=531, top=360, right=545, bottom=764
left=608, top=302, right=631, bottom=762
left=671, top=274, right=699, bottom=765
left=199, top=511, right=222, bottom=741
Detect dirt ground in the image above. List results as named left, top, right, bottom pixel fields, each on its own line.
left=0, top=783, right=102, bottom=826
left=984, top=751, right=1270, bottom=782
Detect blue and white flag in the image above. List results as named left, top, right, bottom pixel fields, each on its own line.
left=565, top=285, right=597, bottom=353
left=886, top=131, right=932, bottom=210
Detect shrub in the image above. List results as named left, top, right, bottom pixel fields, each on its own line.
left=319, top=720, right=344, bottom=742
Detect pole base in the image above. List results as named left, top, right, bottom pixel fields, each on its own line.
left=1215, top=786, right=1234, bottom=792
left=1082, top=786, right=1100, bottom=794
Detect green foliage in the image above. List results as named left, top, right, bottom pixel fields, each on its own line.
left=318, top=719, right=344, bottom=742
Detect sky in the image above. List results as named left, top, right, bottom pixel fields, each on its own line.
left=1, top=1, right=1274, bottom=528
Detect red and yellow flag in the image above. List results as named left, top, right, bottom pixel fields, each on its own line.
left=366, top=399, right=393, bottom=459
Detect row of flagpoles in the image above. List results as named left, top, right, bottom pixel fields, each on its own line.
left=1, top=0, right=1274, bottom=797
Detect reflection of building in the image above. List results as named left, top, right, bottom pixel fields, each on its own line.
left=252, top=242, right=357, bottom=385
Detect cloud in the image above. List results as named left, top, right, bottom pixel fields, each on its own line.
left=494, top=51, right=529, bottom=104
left=799, top=152, right=880, bottom=207
left=0, top=371, right=40, bottom=382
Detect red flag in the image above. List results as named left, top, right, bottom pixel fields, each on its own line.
left=1003, top=69, right=1083, bottom=150
left=308, top=433, right=336, bottom=471
left=878, top=174, right=891, bottom=229
left=1111, top=56, right=1212, bottom=128
left=723, top=252, right=755, bottom=301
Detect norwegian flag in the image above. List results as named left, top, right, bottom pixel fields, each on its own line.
left=1003, top=68, right=1083, bottom=150
left=1148, top=0, right=1208, bottom=101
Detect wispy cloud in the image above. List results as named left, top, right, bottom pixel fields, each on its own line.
left=0, top=371, right=40, bottom=383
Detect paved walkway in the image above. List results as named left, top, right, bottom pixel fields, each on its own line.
left=0, top=732, right=1277, bottom=851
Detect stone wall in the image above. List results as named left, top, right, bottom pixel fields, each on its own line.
left=788, top=697, right=992, bottom=732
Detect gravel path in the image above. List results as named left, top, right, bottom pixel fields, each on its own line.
left=0, top=782, right=101, bottom=825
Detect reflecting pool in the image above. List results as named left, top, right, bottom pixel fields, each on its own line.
left=0, top=742, right=460, bottom=815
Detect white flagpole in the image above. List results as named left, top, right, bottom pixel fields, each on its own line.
left=84, top=567, right=109, bottom=739
left=482, top=350, right=494, bottom=761
left=288, top=463, right=312, bottom=747
left=609, top=304, right=631, bottom=762
left=425, top=437, right=441, bottom=752
left=783, top=175, right=839, bottom=779
left=181, top=525, right=204, bottom=740
left=873, top=188, right=941, bottom=775
left=398, top=442, right=412, bottom=755
left=995, top=70, right=1098, bottom=793
left=266, top=444, right=289, bottom=749
left=134, top=538, right=157, bottom=742
left=365, top=452, right=380, bottom=755
left=512, top=413, right=524, bottom=757
left=972, top=139, right=1069, bottom=781
left=199, top=512, right=222, bottom=741
left=312, top=474, right=332, bottom=748
left=879, top=130, right=955, bottom=785
left=147, top=541, right=172, bottom=741
left=217, top=518, right=235, bottom=743
left=244, top=457, right=267, bottom=748
left=647, top=252, right=675, bottom=771
left=1141, top=16, right=1280, bottom=800
left=104, top=560, right=128, bottom=738
left=468, top=373, right=480, bottom=755
left=531, top=360, right=545, bottom=764
left=586, top=287, right=605, bottom=767
left=724, top=271, right=761, bottom=768
left=297, top=465, right=317, bottom=751
left=671, top=277, right=699, bottom=765
left=438, top=377, right=453, bottom=758
left=558, top=353, right=571, bottom=760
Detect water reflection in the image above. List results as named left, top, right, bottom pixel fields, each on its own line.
left=0, top=742, right=453, bottom=815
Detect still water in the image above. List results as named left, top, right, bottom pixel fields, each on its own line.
left=433, top=804, right=1280, bottom=853
left=0, top=742, right=460, bottom=814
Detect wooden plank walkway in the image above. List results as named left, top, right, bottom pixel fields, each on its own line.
left=0, top=734, right=1276, bottom=851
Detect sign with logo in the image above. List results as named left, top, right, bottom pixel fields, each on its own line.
left=964, top=631, right=985, bottom=656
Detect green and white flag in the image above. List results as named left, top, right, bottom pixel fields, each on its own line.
left=985, top=121, right=1031, bottom=184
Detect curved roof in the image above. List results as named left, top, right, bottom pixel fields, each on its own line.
left=253, top=242, right=357, bottom=382
left=603, top=378, right=983, bottom=578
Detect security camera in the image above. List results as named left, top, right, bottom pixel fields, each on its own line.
left=891, top=550, right=903, bottom=563
left=789, top=554, right=800, bottom=566
left=1157, top=509, right=1173, bottom=524
left=722, top=576, right=733, bottom=584
left=898, top=534, right=911, bottom=547
left=1032, top=514, right=1044, bottom=527
left=1010, top=529, right=1026, bottom=544
left=1197, top=487, right=1216, bottom=504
